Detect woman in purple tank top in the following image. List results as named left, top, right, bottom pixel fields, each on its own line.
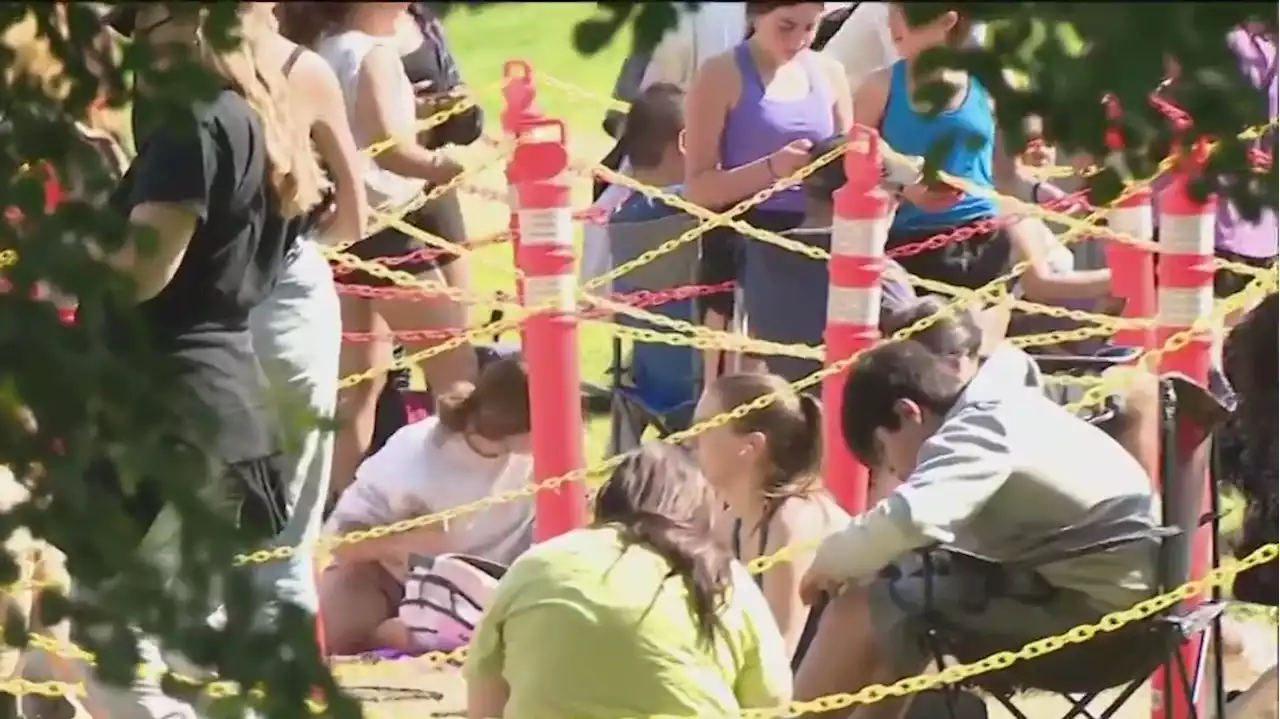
left=684, top=1, right=852, bottom=383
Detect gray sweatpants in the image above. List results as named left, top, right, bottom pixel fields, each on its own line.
left=246, top=239, right=341, bottom=614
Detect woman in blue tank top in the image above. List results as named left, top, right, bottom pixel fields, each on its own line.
left=858, top=3, right=1114, bottom=305
left=683, top=1, right=852, bottom=383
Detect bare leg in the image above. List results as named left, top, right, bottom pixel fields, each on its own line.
left=1226, top=664, right=1279, bottom=719
left=794, top=586, right=924, bottom=719
left=330, top=297, right=392, bottom=501
left=374, top=268, right=478, bottom=396
left=318, top=563, right=397, bottom=656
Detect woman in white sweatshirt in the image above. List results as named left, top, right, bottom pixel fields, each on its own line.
left=318, top=356, right=534, bottom=655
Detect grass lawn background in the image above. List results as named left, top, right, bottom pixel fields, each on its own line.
left=353, top=6, right=1279, bottom=717
left=438, top=3, right=636, bottom=463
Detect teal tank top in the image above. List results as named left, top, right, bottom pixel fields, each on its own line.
left=882, top=61, right=998, bottom=234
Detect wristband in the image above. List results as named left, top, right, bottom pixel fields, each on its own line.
left=766, top=155, right=779, bottom=180
left=1032, top=181, right=1043, bottom=204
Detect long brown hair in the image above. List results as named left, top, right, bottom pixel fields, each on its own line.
left=710, top=373, right=823, bottom=509
left=593, top=443, right=732, bottom=647
left=435, top=356, right=531, bottom=441
left=276, top=2, right=357, bottom=47
left=212, top=7, right=328, bottom=218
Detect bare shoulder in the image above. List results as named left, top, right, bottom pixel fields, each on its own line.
left=860, top=66, right=892, bottom=95
left=688, top=51, right=741, bottom=110
left=694, top=51, right=738, bottom=89
left=770, top=493, right=849, bottom=546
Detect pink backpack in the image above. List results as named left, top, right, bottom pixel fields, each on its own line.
left=399, top=554, right=507, bottom=652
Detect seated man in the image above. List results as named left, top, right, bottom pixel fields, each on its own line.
left=793, top=337, right=1161, bottom=719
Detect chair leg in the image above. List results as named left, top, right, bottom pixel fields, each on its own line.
left=1097, top=680, right=1149, bottom=718
left=1173, top=641, right=1203, bottom=719
left=992, top=693, right=1031, bottom=719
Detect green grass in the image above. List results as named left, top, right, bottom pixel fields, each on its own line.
left=443, top=4, right=635, bottom=464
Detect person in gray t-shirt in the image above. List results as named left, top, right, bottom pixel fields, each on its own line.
left=791, top=336, right=1161, bottom=714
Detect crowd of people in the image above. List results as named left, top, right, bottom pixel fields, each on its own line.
left=1, top=2, right=1276, bottom=719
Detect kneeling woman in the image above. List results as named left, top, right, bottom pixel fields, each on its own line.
left=693, top=372, right=849, bottom=666
left=464, top=443, right=791, bottom=719
left=319, top=356, right=534, bottom=655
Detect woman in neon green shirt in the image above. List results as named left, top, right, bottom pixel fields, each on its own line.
left=464, top=443, right=792, bottom=719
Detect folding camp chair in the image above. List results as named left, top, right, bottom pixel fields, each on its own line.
left=606, top=297, right=703, bottom=454
left=919, top=360, right=1235, bottom=719
left=597, top=199, right=707, bottom=455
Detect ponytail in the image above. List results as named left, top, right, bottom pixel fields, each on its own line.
left=434, top=356, right=531, bottom=440
left=796, top=393, right=823, bottom=471
left=435, top=381, right=477, bottom=434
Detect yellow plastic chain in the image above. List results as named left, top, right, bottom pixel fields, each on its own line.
left=12, top=544, right=1276, bottom=707
left=1063, top=270, right=1279, bottom=416
left=740, top=543, right=1279, bottom=719
left=234, top=155, right=1175, bottom=568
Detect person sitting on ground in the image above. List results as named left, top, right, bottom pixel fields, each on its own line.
left=791, top=336, right=1161, bottom=719
left=319, top=356, right=534, bottom=656
left=693, top=372, right=848, bottom=667
left=463, top=442, right=791, bottom=719
left=860, top=3, right=1114, bottom=307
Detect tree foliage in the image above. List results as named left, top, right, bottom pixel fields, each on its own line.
left=0, top=3, right=1275, bottom=719
left=0, top=4, right=352, bottom=719
left=439, top=0, right=1278, bottom=213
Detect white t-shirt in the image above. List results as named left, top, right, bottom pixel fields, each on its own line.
left=820, top=4, right=990, bottom=94
left=327, top=418, right=534, bottom=569
left=315, top=30, right=425, bottom=210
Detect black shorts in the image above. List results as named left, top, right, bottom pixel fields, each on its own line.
left=887, top=222, right=1013, bottom=291
left=697, top=209, right=805, bottom=320
left=336, top=202, right=464, bottom=288
left=90, top=453, right=289, bottom=551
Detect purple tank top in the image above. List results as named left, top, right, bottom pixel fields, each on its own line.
left=1217, top=28, right=1277, bottom=258
left=720, top=45, right=835, bottom=213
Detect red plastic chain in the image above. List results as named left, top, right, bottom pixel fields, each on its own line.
left=331, top=234, right=510, bottom=279
left=339, top=281, right=736, bottom=342
left=886, top=191, right=1092, bottom=261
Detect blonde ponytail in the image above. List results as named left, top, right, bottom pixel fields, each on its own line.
left=197, top=10, right=328, bottom=218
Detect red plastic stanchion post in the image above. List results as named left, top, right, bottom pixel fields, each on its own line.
left=823, top=125, right=891, bottom=513
left=1151, top=141, right=1217, bottom=719
left=502, top=60, right=544, bottom=309
left=1105, top=188, right=1157, bottom=351
left=511, top=117, right=586, bottom=540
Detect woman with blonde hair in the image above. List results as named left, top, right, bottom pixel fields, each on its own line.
left=277, top=2, right=479, bottom=503
left=91, top=5, right=327, bottom=717
left=237, top=1, right=369, bottom=619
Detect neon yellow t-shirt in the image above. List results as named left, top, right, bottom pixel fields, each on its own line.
left=464, top=525, right=792, bottom=719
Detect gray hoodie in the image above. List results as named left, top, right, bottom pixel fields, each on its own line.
left=812, top=345, right=1161, bottom=611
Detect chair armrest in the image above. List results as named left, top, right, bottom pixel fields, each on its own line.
left=1029, top=345, right=1144, bottom=373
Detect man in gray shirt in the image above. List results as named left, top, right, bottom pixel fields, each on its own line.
left=793, top=337, right=1161, bottom=716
